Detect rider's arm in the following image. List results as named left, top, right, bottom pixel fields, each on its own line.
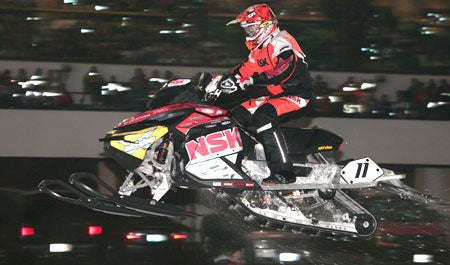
left=235, top=48, right=308, bottom=88
left=233, top=31, right=309, bottom=88
left=251, top=49, right=298, bottom=86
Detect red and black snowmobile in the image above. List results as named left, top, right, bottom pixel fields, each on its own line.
left=39, top=76, right=405, bottom=237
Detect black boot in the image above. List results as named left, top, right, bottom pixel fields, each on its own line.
left=257, top=124, right=296, bottom=184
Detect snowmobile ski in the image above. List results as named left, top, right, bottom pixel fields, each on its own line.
left=39, top=173, right=199, bottom=218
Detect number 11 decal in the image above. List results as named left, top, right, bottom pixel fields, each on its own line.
left=340, top=158, right=384, bottom=184
left=355, top=162, right=369, bottom=178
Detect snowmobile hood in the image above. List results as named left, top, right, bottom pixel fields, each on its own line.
left=114, top=103, right=197, bottom=129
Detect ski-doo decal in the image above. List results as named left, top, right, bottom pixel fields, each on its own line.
left=110, top=126, right=168, bottom=160
left=317, top=145, right=333, bottom=151
left=185, top=127, right=243, bottom=163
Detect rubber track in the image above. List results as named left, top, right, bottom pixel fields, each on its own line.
left=223, top=190, right=376, bottom=238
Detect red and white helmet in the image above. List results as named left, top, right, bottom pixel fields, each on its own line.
left=227, top=4, right=278, bottom=50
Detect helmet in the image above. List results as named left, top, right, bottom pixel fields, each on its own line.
left=227, top=4, right=278, bottom=50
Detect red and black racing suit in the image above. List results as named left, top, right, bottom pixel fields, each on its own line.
left=230, top=28, right=315, bottom=183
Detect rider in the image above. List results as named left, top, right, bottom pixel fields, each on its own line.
left=202, top=4, right=315, bottom=184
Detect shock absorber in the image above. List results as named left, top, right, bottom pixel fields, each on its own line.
left=155, top=136, right=170, bottom=164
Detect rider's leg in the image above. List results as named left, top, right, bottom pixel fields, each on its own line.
left=257, top=124, right=296, bottom=184
left=253, top=104, right=296, bottom=184
left=230, top=105, right=253, bottom=128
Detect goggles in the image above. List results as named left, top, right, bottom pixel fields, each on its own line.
left=241, top=20, right=273, bottom=39
left=241, top=22, right=260, bottom=38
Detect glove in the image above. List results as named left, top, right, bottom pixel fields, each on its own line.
left=199, top=74, right=222, bottom=102
left=218, top=74, right=239, bottom=94
left=198, top=71, right=213, bottom=92
left=218, top=74, right=254, bottom=94
left=198, top=73, right=222, bottom=94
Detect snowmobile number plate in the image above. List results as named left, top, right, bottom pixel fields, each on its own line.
left=340, top=157, right=383, bottom=184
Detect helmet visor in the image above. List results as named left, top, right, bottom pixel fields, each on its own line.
left=241, top=22, right=260, bottom=39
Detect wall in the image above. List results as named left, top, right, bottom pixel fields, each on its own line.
left=1, top=109, right=449, bottom=166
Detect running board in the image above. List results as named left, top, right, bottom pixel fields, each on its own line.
left=260, top=157, right=405, bottom=191
left=259, top=175, right=405, bottom=191
left=38, top=172, right=199, bottom=218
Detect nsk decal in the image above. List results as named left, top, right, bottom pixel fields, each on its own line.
left=111, top=126, right=168, bottom=159
left=185, top=127, right=243, bottom=163
left=166, top=79, right=191, bottom=87
left=286, top=96, right=309, bottom=108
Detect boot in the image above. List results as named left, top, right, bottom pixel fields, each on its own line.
left=257, top=124, right=296, bottom=184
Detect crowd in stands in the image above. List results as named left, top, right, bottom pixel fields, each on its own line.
left=312, top=75, right=450, bottom=120
left=0, top=1, right=449, bottom=74
left=0, top=67, right=72, bottom=109
left=1, top=66, right=448, bottom=120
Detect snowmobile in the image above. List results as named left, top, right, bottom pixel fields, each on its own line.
left=39, top=76, right=405, bottom=237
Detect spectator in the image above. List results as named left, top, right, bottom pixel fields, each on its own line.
left=163, top=70, right=174, bottom=80
left=314, top=75, right=329, bottom=95
left=129, top=67, right=148, bottom=91
left=437, top=79, right=450, bottom=98
left=372, top=93, right=392, bottom=116
left=403, top=78, right=422, bottom=99
left=0, top=69, right=13, bottom=86
left=410, top=79, right=431, bottom=103
left=126, top=68, right=148, bottom=106
left=424, top=79, right=439, bottom=101
left=31, top=68, right=45, bottom=80
left=52, top=81, right=73, bottom=108
left=0, top=69, right=13, bottom=107
left=391, top=90, right=413, bottom=118
left=16, top=68, right=28, bottom=82
left=82, top=66, right=105, bottom=105
left=48, top=69, right=72, bottom=108
left=148, top=69, right=163, bottom=95
left=339, top=76, right=356, bottom=90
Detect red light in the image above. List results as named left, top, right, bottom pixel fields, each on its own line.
left=88, top=226, right=103, bottom=236
left=21, top=226, right=35, bottom=237
left=233, top=182, right=245, bottom=187
left=245, top=182, right=255, bottom=187
left=377, top=241, right=402, bottom=248
left=171, top=233, right=188, bottom=240
left=223, top=182, right=255, bottom=188
left=126, top=233, right=142, bottom=240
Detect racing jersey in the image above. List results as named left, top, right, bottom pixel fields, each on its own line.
left=232, top=29, right=314, bottom=99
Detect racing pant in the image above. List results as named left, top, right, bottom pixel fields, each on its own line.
left=232, top=95, right=312, bottom=183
